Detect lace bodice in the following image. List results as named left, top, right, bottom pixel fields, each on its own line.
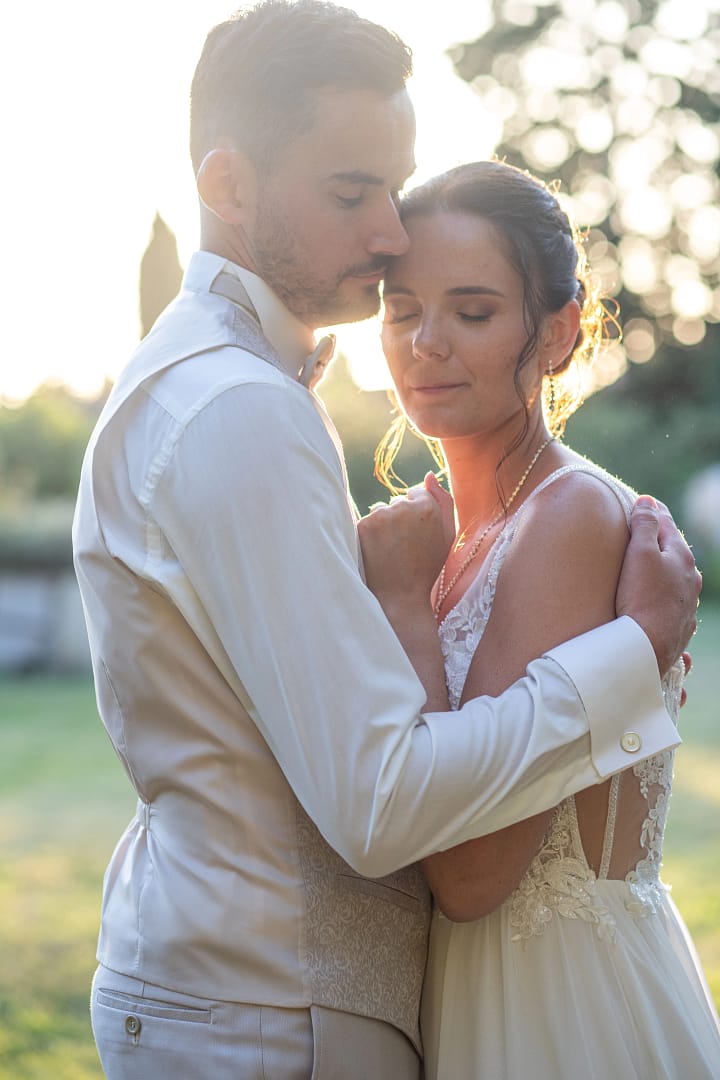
left=438, top=463, right=683, bottom=940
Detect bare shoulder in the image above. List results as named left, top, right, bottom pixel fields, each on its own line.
left=491, top=457, right=632, bottom=633
left=462, top=457, right=635, bottom=694
left=513, top=459, right=632, bottom=563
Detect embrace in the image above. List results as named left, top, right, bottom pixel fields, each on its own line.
left=73, top=2, right=719, bottom=1077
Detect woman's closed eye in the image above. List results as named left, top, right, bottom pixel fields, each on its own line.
left=458, top=310, right=492, bottom=323
left=383, top=305, right=420, bottom=324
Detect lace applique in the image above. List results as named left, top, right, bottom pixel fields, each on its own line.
left=624, top=785, right=672, bottom=916
left=508, top=799, right=617, bottom=943
left=439, top=527, right=514, bottom=710
left=624, top=656, right=681, bottom=917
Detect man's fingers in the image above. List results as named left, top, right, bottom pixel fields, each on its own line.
left=630, top=495, right=660, bottom=546
left=654, top=499, right=681, bottom=552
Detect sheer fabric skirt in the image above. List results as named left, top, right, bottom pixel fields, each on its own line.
left=421, top=881, right=720, bottom=1080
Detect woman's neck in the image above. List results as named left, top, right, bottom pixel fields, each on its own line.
left=443, top=421, right=555, bottom=536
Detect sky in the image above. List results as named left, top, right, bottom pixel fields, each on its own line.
left=1, top=0, right=500, bottom=402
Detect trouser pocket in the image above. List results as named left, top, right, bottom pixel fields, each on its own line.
left=91, top=985, right=214, bottom=1079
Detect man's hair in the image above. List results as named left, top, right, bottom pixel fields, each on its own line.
left=189, top=0, right=412, bottom=173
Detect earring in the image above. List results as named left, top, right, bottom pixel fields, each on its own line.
left=546, top=361, right=556, bottom=418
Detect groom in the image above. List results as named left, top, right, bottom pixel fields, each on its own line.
left=73, top=3, right=700, bottom=1077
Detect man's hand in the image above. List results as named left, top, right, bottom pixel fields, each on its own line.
left=616, top=496, right=702, bottom=676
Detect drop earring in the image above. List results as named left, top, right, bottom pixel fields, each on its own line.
left=546, top=361, right=556, bottom=419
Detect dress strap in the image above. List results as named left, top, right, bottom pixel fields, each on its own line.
left=598, top=773, right=621, bottom=879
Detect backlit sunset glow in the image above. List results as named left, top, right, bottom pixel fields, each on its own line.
left=2, top=0, right=717, bottom=401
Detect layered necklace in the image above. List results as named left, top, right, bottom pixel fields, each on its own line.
left=433, top=437, right=554, bottom=619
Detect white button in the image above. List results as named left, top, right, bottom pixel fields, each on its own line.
left=621, top=731, right=641, bottom=753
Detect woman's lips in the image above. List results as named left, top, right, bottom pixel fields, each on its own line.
left=410, top=383, right=465, bottom=394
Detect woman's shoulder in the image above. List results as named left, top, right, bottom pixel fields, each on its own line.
left=503, top=450, right=633, bottom=580
left=522, top=450, right=636, bottom=528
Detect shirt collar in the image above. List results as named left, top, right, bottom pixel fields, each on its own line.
left=184, top=251, right=316, bottom=379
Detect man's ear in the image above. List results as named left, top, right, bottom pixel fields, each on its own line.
left=196, top=148, right=258, bottom=226
left=541, top=298, right=581, bottom=375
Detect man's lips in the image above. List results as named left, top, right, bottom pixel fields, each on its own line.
left=350, top=269, right=385, bottom=283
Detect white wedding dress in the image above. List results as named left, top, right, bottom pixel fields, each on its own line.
left=422, top=463, right=720, bottom=1080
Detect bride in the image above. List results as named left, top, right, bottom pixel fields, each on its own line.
left=365, top=160, right=720, bottom=1078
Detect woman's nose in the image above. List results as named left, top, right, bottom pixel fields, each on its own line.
left=412, top=320, right=450, bottom=360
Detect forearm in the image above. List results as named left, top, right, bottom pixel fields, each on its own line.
left=422, top=808, right=554, bottom=921
left=375, top=596, right=449, bottom=713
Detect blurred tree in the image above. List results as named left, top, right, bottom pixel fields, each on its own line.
left=0, top=384, right=103, bottom=502
left=140, top=213, right=183, bottom=337
left=451, top=0, right=720, bottom=510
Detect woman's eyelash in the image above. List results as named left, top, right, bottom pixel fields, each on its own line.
left=459, top=312, right=491, bottom=322
left=336, top=195, right=363, bottom=209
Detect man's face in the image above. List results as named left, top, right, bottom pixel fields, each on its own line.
left=246, top=87, right=416, bottom=329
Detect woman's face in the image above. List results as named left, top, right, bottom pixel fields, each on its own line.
left=381, top=210, right=544, bottom=443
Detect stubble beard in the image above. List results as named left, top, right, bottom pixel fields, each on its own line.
left=251, top=203, right=382, bottom=328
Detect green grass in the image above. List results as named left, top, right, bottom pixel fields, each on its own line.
left=1, top=608, right=718, bottom=1077
left=0, top=677, right=133, bottom=1079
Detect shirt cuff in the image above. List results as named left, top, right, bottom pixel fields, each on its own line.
left=545, top=615, right=681, bottom=778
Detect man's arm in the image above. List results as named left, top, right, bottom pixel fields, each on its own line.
left=151, top=383, right=695, bottom=877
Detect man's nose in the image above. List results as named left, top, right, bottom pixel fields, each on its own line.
left=366, top=197, right=410, bottom=257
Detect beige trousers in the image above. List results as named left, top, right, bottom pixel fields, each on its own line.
left=91, top=965, right=420, bottom=1079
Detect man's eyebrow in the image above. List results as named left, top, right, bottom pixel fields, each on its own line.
left=330, top=171, right=385, bottom=186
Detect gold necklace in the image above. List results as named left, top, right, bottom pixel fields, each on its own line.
left=433, top=438, right=554, bottom=619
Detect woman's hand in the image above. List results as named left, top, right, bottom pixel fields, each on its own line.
left=358, top=474, right=455, bottom=713
left=358, top=473, right=455, bottom=614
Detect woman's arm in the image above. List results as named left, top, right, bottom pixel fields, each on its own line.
left=423, top=471, right=630, bottom=921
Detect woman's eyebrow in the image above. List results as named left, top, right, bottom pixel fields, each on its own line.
left=446, top=286, right=505, bottom=297
left=382, top=285, right=416, bottom=296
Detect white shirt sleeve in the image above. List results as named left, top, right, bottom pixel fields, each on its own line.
left=150, top=379, right=679, bottom=877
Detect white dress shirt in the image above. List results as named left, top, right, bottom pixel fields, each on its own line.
left=73, top=251, right=679, bottom=1008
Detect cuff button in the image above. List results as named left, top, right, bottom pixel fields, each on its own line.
left=621, top=731, right=641, bottom=753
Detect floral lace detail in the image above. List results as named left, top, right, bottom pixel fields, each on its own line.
left=438, top=462, right=683, bottom=943
left=508, top=799, right=617, bottom=942
left=625, top=784, right=672, bottom=917
left=439, top=528, right=513, bottom=709
left=623, top=656, right=682, bottom=917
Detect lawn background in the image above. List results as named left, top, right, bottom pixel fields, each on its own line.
left=1, top=606, right=718, bottom=1078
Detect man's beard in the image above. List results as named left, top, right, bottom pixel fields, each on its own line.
left=251, top=203, right=384, bottom=327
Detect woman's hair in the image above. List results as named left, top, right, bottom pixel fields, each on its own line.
left=375, top=159, right=610, bottom=495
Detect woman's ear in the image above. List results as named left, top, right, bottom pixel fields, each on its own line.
left=196, top=148, right=257, bottom=226
left=541, top=299, right=581, bottom=375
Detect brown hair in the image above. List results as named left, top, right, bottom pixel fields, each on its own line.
left=190, top=0, right=412, bottom=174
